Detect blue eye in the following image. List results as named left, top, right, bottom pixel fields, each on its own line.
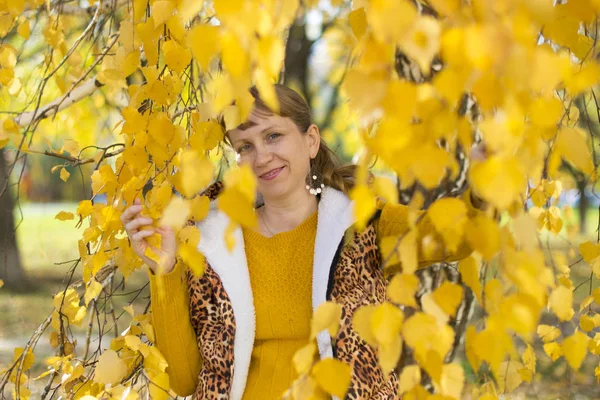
left=268, top=133, right=281, bottom=140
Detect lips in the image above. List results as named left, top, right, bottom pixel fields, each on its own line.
left=260, top=167, right=284, bottom=180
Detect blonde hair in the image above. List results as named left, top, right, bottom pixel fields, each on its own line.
left=224, top=84, right=359, bottom=194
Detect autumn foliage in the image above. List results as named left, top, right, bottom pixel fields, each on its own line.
left=1, top=0, right=600, bottom=399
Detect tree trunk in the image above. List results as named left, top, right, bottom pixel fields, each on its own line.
left=0, top=148, right=28, bottom=291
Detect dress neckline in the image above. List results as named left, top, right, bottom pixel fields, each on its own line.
left=242, top=209, right=318, bottom=242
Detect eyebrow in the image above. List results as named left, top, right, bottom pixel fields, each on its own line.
left=232, top=124, right=280, bottom=143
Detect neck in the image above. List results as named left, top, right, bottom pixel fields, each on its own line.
left=260, top=186, right=318, bottom=234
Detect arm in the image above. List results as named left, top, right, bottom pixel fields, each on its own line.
left=376, top=187, right=487, bottom=271
left=148, top=259, right=201, bottom=396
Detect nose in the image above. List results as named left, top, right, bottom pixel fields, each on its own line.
left=254, top=143, right=273, bottom=168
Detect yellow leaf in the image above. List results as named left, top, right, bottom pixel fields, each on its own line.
left=178, top=225, right=200, bottom=247
left=373, top=176, right=398, bottom=204
left=352, top=305, right=378, bottom=347
left=179, top=243, right=205, bottom=276
left=163, top=40, right=191, bottom=75
left=180, top=150, right=214, bottom=198
left=62, top=139, right=80, bottom=156
left=465, top=326, right=481, bottom=372
left=427, top=198, right=468, bottom=253
left=403, top=312, right=454, bottom=362
left=124, top=304, right=135, bottom=317
left=378, top=335, right=403, bottom=374
left=144, top=345, right=169, bottom=373
left=94, top=350, right=127, bottom=385
left=311, top=301, right=342, bottom=339
left=458, top=256, right=482, bottom=304
left=593, top=287, right=600, bottom=304
left=368, top=0, right=417, bottom=44
left=387, top=273, right=419, bottom=308
left=579, top=241, right=600, bottom=263
left=580, top=315, right=596, bottom=332
left=148, top=371, right=170, bottom=400
left=350, top=184, right=376, bottom=231
left=465, top=216, right=501, bottom=261
left=254, top=68, right=279, bottom=113
left=189, top=195, right=210, bottom=222
left=537, top=324, right=560, bottom=343
left=438, top=363, right=464, bottom=398
left=398, top=16, right=441, bottom=73
left=55, top=211, right=74, bottom=221
left=562, top=331, right=590, bottom=371
left=17, top=21, right=30, bottom=40
left=398, top=365, right=421, bottom=395
left=522, top=343, right=536, bottom=376
left=218, top=188, right=257, bottom=229
left=13, top=348, right=34, bottom=371
left=432, top=282, right=464, bottom=318
left=543, top=342, right=562, bottom=361
left=496, top=360, right=524, bottom=393
left=371, top=302, right=404, bottom=345
left=166, top=14, right=186, bottom=41
left=187, top=24, right=220, bottom=71
left=341, top=69, right=388, bottom=119
left=409, top=144, right=454, bottom=190
left=0, top=279, right=3, bottom=289
left=152, top=0, right=175, bottom=27
left=84, top=280, right=102, bottom=306
left=549, top=285, right=574, bottom=321
left=125, top=335, right=141, bottom=351
left=190, top=118, right=224, bottom=152
left=348, top=7, right=367, bottom=40
left=59, top=167, right=70, bottom=182
left=551, top=127, right=594, bottom=176
left=159, top=196, right=190, bottom=231
left=257, top=34, right=284, bottom=80
left=470, top=156, right=526, bottom=211
left=178, top=0, right=205, bottom=23
left=293, top=343, right=317, bottom=375
left=312, top=358, right=352, bottom=399
left=0, top=15, right=13, bottom=38
left=54, top=289, right=87, bottom=325
left=400, top=229, right=418, bottom=274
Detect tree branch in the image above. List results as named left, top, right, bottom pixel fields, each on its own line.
left=13, top=77, right=103, bottom=127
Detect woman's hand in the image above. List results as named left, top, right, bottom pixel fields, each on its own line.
left=120, top=198, right=177, bottom=275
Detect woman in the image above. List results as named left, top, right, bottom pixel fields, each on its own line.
left=120, top=85, right=485, bottom=399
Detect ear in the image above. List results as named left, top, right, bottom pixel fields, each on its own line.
left=306, top=123, right=321, bottom=159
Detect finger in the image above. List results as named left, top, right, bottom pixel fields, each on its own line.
left=132, top=228, right=154, bottom=242
left=121, top=204, right=143, bottom=223
left=125, top=217, right=154, bottom=233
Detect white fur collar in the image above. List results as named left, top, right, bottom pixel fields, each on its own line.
left=196, top=186, right=354, bottom=400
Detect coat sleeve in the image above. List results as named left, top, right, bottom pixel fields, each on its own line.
left=148, top=260, right=202, bottom=396
left=376, top=187, right=487, bottom=272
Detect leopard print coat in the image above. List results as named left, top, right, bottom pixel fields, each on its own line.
left=187, top=181, right=398, bottom=399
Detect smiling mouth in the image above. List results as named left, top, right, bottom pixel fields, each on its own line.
left=260, top=167, right=284, bottom=180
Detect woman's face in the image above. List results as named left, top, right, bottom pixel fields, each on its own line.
left=228, top=109, right=320, bottom=201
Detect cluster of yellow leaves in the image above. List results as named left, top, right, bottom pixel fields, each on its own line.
left=0, top=348, right=35, bottom=399
left=33, top=305, right=170, bottom=399
left=339, top=0, right=600, bottom=397
left=285, top=301, right=352, bottom=399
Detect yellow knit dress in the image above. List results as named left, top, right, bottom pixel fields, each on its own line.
left=241, top=209, right=318, bottom=399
